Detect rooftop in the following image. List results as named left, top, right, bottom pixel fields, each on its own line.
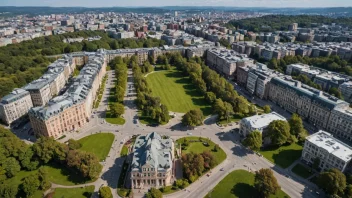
left=307, top=131, right=352, bottom=162
left=131, top=132, right=173, bottom=172
left=241, top=112, right=286, bottom=129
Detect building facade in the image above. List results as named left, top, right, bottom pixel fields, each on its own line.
left=0, top=89, right=33, bottom=125
left=301, top=131, right=352, bottom=172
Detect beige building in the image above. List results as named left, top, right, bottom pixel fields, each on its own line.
left=0, top=89, right=33, bottom=125
left=206, top=48, right=254, bottom=78
left=130, top=132, right=174, bottom=189
left=29, top=51, right=107, bottom=138
left=302, top=131, right=352, bottom=172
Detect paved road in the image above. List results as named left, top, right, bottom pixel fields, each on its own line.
left=50, top=68, right=320, bottom=198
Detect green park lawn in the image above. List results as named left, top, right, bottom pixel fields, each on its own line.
left=105, top=115, right=126, bottom=125
left=176, top=136, right=226, bottom=165
left=5, top=170, right=44, bottom=198
left=259, top=143, right=303, bottom=168
left=53, top=185, right=95, bottom=198
left=78, top=133, right=115, bottom=161
left=291, top=163, right=314, bottom=179
left=146, top=68, right=212, bottom=115
left=43, top=163, right=95, bottom=186
left=205, top=170, right=289, bottom=198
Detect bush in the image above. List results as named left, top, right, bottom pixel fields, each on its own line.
left=99, top=186, right=112, bottom=198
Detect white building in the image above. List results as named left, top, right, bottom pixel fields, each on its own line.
left=0, top=89, right=34, bottom=125
left=302, top=131, right=352, bottom=172
left=239, top=112, right=286, bottom=137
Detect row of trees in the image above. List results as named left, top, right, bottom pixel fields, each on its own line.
left=0, top=30, right=165, bottom=98
left=133, top=58, right=170, bottom=124
left=109, top=57, right=127, bottom=118
left=227, top=15, right=352, bottom=32
left=164, top=53, right=255, bottom=124
left=0, top=127, right=102, bottom=197
left=266, top=54, right=352, bottom=78
left=243, top=113, right=308, bottom=150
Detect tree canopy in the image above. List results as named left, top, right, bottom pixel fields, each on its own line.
left=266, top=120, right=291, bottom=146
left=317, top=168, right=346, bottom=196
left=181, top=109, right=204, bottom=127
left=254, top=168, right=281, bottom=198
left=243, top=130, right=262, bottom=151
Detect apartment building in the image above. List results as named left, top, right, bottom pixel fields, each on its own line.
left=239, top=112, right=286, bottom=138
left=29, top=51, right=107, bottom=138
left=326, top=106, right=352, bottom=142
left=302, top=131, right=352, bottom=172
left=206, top=48, right=254, bottom=78
left=131, top=132, right=174, bottom=189
left=339, top=81, right=352, bottom=103
left=268, top=77, right=349, bottom=129
left=0, top=89, right=33, bottom=125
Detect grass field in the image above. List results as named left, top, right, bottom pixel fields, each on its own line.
left=146, top=68, right=212, bottom=115
left=217, top=114, right=243, bottom=125
left=176, top=136, right=226, bottom=165
left=205, top=170, right=289, bottom=198
left=78, top=133, right=115, bottom=161
left=44, top=163, right=94, bottom=186
left=259, top=143, right=303, bottom=168
left=53, top=185, right=95, bottom=198
left=291, top=163, right=313, bottom=179
left=5, top=170, right=43, bottom=198
left=105, top=116, right=126, bottom=125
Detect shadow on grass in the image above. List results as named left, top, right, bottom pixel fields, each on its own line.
left=262, top=144, right=302, bottom=169
left=83, top=191, right=93, bottom=198
left=47, top=162, right=93, bottom=185
left=231, top=183, right=257, bottom=197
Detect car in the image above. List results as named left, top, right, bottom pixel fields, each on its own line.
left=220, top=168, right=224, bottom=171
left=187, top=132, right=192, bottom=135
left=285, top=174, right=291, bottom=178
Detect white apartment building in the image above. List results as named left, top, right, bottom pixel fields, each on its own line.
left=302, top=131, right=352, bottom=172
left=0, top=89, right=33, bottom=125
left=239, top=112, right=286, bottom=138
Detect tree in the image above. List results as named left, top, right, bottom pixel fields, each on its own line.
left=345, top=185, right=352, bottom=198
left=22, top=174, right=40, bottom=197
left=329, top=87, right=343, bottom=100
left=0, top=183, right=18, bottom=198
left=99, top=186, right=113, bottom=198
left=263, top=105, right=271, bottom=113
left=38, top=167, right=51, bottom=190
left=68, top=139, right=82, bottom=150
left=254, top=168, right=280, bottom=198
left=205, top=92, right=217, bottom=104
left=115, top=85, right=125, bottom=103
left=243, top=130, right=262, bottom=151
left=312, top=157, right=320, bottom=170
left=288, top=113, right=304, bottom=136
left=268, top=58, right=278, bottom=70
left=110, top=103, right=125, bottom=117
left=175, top=179, right=189, bottom=189
left=317, top=168, right=346, bottom=196
left=181, top=109, right=204, bottom=127
left=3, top=157, right=21, bottom=178
left=266, top=120, right=291, bottom=146
left=146, top=188, right=162, bottom=198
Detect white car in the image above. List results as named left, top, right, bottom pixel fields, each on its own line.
left=187, top=132, right=192, bottom=135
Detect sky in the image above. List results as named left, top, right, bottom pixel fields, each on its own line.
left=1, top=0, right=352, bottom=8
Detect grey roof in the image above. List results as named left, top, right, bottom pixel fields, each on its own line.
left=271, top=77, right=348, bottom=110
left=0, top=88, right=30, bottom=104
left=131, top=132, right=173, bottom=172
left=29, top=51, right=105, bottom=120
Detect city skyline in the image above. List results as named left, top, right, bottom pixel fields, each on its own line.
left=1, top=0, right=352, bottom=8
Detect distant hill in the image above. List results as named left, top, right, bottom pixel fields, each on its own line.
left=0, top=6, right=352, bottom=17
